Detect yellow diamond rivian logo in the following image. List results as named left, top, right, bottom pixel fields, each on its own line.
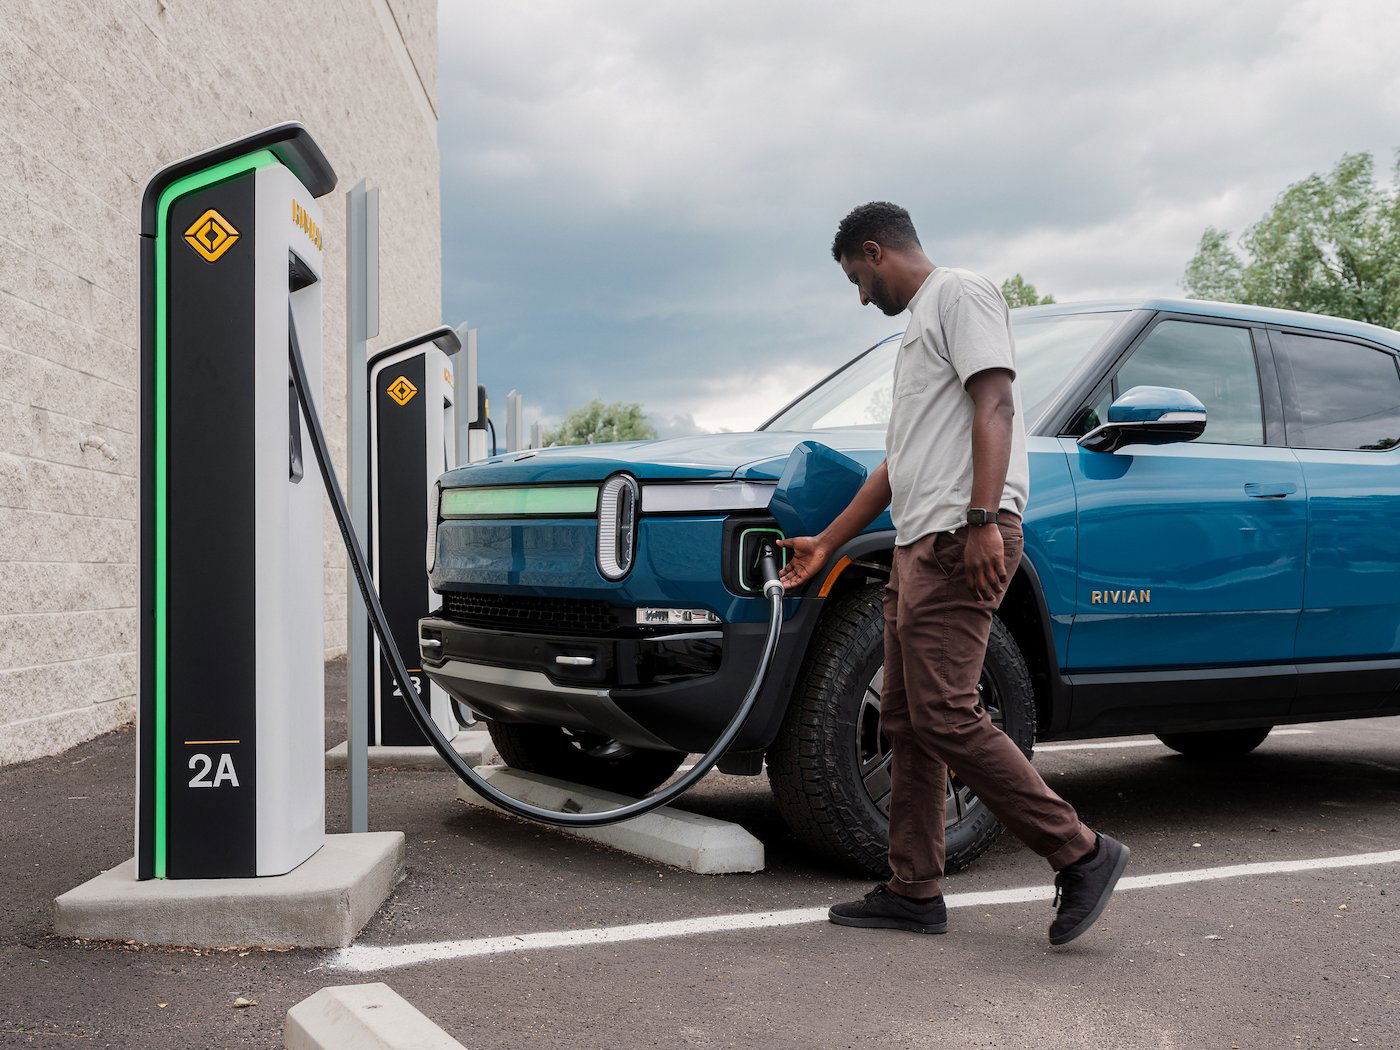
left=387, top=375, right=418, bottom=406
left=183, top=209, right=240, bottom=263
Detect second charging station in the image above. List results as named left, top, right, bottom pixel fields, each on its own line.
left=366, top=327, right=466, bottom=746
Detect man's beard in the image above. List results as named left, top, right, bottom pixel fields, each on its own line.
left=868, top=274, right=902, bottom=316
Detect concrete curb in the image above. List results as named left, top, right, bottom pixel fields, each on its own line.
left=326, top=730, right=498, bottom=771
left=456, top=766, right=764, bottom=874
left=53, top=832, right=405, bottom=948
left=285, top=983, right=464, bottom=1049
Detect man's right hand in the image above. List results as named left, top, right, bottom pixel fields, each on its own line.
left=774, top=460, right=892, bottom=592
left=775, top=535, right=832, bottom=591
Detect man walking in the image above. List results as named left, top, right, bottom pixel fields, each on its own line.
left=777, top=202, right=1128, bottom=946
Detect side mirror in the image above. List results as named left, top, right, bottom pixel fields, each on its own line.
left=1078, top=385, right=1207, bottom=453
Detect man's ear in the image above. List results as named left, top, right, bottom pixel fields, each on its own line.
left=862, top=240, right=883, bottom=266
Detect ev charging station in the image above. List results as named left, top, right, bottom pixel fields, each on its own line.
left=135, top=125, right=336, bottom=879
left=366, top=326, right=464, bottom=746
left=59, top=117, right=782, bottom=956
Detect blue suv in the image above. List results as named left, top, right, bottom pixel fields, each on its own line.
left=419, top=298, right=1400, bottom=875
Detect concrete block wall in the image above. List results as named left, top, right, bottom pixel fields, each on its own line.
left=0, top=0, right=442, bottom=764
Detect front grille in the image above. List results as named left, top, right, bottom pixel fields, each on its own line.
left=440, top=591, right=619, bottom=635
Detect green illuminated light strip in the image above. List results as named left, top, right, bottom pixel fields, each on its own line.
left=151, top=149, right=276, bottom=878
left=441, top=485, right=600, bottom=519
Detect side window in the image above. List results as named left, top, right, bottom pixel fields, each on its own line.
left=1273, top=333, right=1400, bottom=452
left=1115, top=320, right=1263, bottom=445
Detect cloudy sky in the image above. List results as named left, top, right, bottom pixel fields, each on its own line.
left=438, top=1, right=1400, bottom=436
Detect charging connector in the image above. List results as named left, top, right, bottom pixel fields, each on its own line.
left=753, top=541, right=783, bottom=598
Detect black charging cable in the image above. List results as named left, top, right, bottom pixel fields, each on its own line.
left=289, top=312, right=785, bottom=827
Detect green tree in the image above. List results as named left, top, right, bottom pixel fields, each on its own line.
left=1181, top=227, right=1244, bottom=302
left=542, top=400, right=657, bottom=446
left=1001, top=273, right=1055, bottom=308
left=1182, top=151, right=1400, bottom=327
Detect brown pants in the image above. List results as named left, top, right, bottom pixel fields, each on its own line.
left=883, top=515, right=1095, bottom=897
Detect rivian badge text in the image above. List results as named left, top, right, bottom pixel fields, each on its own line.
left=1090, top=589, right=1151, bottom=605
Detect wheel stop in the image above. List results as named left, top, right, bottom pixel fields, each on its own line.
left=456, top=766, right=764, bottom=874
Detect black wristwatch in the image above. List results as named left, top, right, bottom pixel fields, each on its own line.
left=966, top=508, right=995, bottom=527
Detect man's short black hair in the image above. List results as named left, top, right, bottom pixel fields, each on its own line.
left=831, top=201, right=921, bottom=262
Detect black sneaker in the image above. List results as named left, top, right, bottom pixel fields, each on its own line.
left=829, top=885, right=948, bottom=935
left=1049, top=834, right=1130, bottom=946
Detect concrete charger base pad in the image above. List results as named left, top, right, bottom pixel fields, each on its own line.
left=52, top=832, right=405, bottom=949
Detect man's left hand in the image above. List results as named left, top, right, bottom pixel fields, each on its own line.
left=964, top=524, right=1006, bottom=602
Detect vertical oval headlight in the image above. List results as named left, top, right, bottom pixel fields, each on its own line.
left=426, top=480, right=441, bottom=573
left=597, top=474, right=638, bottom=580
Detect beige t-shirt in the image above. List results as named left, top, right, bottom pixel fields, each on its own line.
left=886, top=267, right=1029, bottom=545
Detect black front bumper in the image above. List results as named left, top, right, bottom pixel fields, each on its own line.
left=418, top=611, right=816, bottom=754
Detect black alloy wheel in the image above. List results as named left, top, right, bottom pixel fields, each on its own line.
left=855, top=665, right=1011, bottom=828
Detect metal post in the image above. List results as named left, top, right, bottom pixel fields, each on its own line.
left=505, top=389, right=519, bottom=451
left=345, top=180, right=379, bottom=833
left=453, top=325, right=477, bottom=463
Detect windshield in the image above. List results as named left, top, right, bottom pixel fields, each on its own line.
left=761, top=310, right=1131, bottom=432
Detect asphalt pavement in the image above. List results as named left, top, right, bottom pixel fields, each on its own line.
left=2, top=657, right=1397, bottom=1048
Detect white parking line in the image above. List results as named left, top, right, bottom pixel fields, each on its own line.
left=331, top=846, right=1400, bottom=973
left=1036, top=728, right=1312, bottom=753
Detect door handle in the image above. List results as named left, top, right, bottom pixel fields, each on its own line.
left=1244, top=481, right=1297, bottom=499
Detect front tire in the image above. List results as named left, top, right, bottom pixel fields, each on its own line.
left=485, top=722, right=685, bottom=797
left=1156, top=726, right=1272, bottom=758
left=767, top=584, right=1037, bottom=878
